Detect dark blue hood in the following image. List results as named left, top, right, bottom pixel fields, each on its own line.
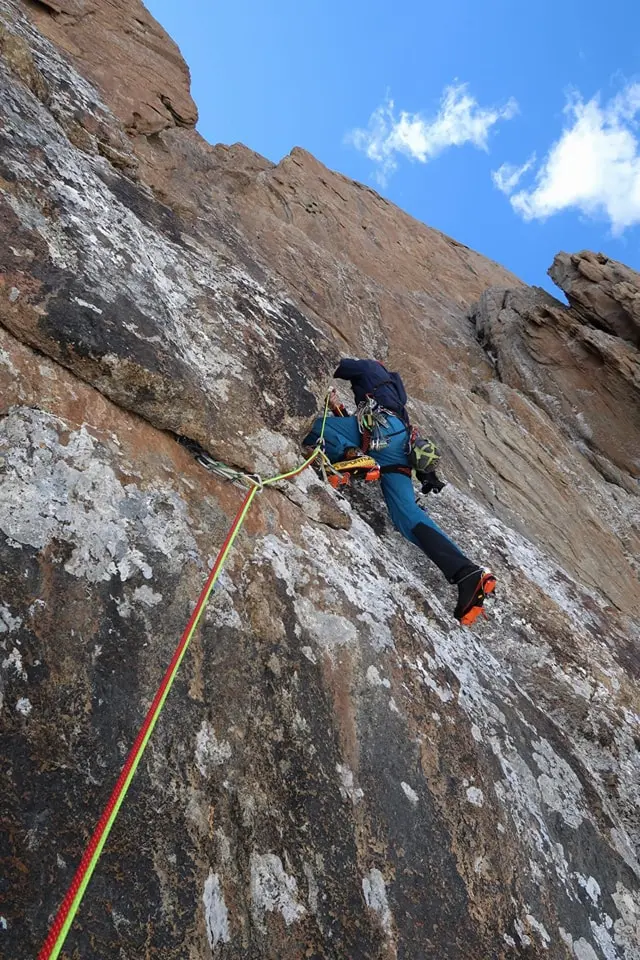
left=334, top=358, right=408, bottom=420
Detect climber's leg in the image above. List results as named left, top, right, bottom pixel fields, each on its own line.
left=303, top=415, right=362, bottom=462
left=380, top=470, right=471, bottom=582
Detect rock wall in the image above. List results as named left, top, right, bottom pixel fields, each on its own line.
left=1, top=2, right=639, bottom=958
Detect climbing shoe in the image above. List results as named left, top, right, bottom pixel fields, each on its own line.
left=328, top=471, right=351, bottom=489
left=453, top=567, right=497, bottom=626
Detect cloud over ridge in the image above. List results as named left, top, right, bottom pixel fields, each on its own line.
left=496, top=82, right=640, bottom=233
left=349, top=84, right=518, bottom=185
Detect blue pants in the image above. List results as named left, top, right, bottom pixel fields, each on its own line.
left=303, top=415, right=470, bottom=581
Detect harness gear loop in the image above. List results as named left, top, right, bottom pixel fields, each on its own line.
left=356, top=397, right=391, bottom=452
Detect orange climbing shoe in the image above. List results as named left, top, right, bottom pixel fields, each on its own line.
left=327, top=455, right=380, bottom=488
left=328, top=472, right=351, bottom=488
left=454, top=568, right=497, bottom=626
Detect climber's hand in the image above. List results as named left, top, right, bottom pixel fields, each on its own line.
left=420, top=472, right=446, bottom=495
left=328, top=388, right=348, bottom=417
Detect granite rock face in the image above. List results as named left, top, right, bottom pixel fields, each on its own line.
left=550, top=251, right=640, bottom=347
left=472, top=283, right=640, bottom=496
left=1, top=2, right=639, bottom=958
left=19, top=0, right=198, bottom=135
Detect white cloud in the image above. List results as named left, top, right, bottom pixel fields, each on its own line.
left=496, top=82, right=640, bottom=233
left=349, top=84, right=518, bottom=185
left=492, top=155, right=536, bottom=195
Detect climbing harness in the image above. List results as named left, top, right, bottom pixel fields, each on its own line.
left=325, top=392, right=443, bottom=497
left=356, top=397, right=393, bottom=452
left=38, top=396, right=333, bottom=960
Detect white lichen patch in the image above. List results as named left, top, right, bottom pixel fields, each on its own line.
left=611, top=882, right=640, bottom=957
left=409, top=656, right=453, bottom=703
left=362, top=868, right=393, bottom=937
left=357, top=611, right=394, bottom=652
left=337, top=763, right=364, bottom=805
left=15, top=697, right=32, bottom=716
left=202, top=871, right=230, bottom=949
left=132, top=586, right=163, bottom=607
left=0, top=346, right=17, bottom=373
left=250, top=853, right=306, bottom=930
left=573, top=938, right=599, bottom=960
left=291, top=710, right=309, bottom=734
left=215, top=829, right=232, bottom=864
left=589, top=919, right=618, bottom=959
left=514, top=918, right=532, bottom=947
left=609, top=828, right=640, bottom=876
left=400, top=782, right=419, bottom=805
left=110, top=910, right=131, bottom=933
left=260, top=525, right=399, bottom=656
left=466, top=786, right=484, bottom=807
left=575, top=873, right=601, bottom=905
left=205, top=577, right=242, bottom=630
left=185, top=794, right=209, bottom=837
left=532, top=738, right=585, bottom=829
left=525, top=914, right=551, bottom=947
left=0, top=409, right=198, bottom=583
left=243, top=428, right=296, bottom=476
left=295, top=596, right=358, bottom=654
left=366, top=665, right=391, bottom=688
left=195, top=721, right=232, bottom=777
left=0, top=604, right=22, bottom=634
left=2, top=647, right=26, bottom=679
left=559, top=926, right=573, bottom=949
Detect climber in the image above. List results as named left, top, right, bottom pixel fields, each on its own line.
left=303, top=358, right=496, bottom=625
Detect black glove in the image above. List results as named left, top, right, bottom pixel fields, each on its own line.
left=419, top=471, right=446, bottom=495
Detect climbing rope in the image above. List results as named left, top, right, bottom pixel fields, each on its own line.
left=38, top=395, right=331, bottom=960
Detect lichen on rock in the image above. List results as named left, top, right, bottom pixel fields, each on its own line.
left=0, top=0, right=639, bottom=958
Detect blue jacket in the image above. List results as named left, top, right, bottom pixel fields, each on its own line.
left=334, top=359, right=408, bottom=420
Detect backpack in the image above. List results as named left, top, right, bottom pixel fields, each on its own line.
left=409, top=432, right=440, bottom=478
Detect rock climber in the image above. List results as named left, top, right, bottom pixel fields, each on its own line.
left=303, top=358, right=496, bottom=625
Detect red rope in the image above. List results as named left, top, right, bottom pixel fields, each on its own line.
left=38, top=487, right=255, bottom=959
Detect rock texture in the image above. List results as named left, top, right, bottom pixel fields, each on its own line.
left=1, top=2, right=639, bottom=958
left=20, top=0, right=198, bottom=135
left=472, top=282, right=640, bottom=498
left=550, top=251, right=640, bottom=347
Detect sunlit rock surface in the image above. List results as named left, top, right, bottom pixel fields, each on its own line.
left=1, top=1, right=639, bottom=957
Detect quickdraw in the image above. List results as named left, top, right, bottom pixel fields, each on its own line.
left=356, top=397, right=391, bottom=452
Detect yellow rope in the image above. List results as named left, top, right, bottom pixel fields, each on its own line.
left=39, top=390, right=334, bottom=959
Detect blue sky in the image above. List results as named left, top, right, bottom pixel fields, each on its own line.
left=145, top=0, right=640, bottom=293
